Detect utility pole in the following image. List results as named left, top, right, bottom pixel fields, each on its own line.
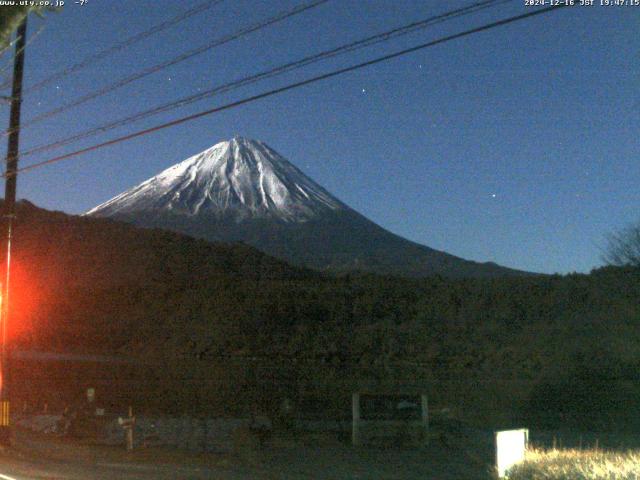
left=0, top=16, right=28, bottom=447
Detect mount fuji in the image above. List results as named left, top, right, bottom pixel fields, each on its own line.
left=87, top=137, right=527, bottom=278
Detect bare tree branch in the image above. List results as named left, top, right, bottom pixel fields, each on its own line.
left=602, top=223, right=640, bottom=267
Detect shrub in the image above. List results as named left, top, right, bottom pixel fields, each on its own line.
left=506, top=448, right=640, bottom=480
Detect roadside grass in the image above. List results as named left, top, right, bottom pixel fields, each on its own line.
left=506, top=447, right=640, bottom=480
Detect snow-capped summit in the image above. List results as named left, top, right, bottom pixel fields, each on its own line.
left=87, top=137, right=345, bottom=222
left=88, top=137, right=529, bottom=278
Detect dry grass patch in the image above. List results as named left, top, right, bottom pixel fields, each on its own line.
left=506, top=448, right=640, bottom=479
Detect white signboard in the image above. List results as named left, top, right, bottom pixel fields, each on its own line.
left=495, top=428, right=528, bottom=478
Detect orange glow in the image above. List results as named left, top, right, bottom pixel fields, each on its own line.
left=1, top=255, right=50, bottom=342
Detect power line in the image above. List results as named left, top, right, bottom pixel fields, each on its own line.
left=0, top=23, right=46, bottom=93
left=3, top=4, right=568, bottom=179
left=0, top=24, right=45, bottom=76
left=10, top=0, right=329, bottom=135
left=21, top=0, right=225, bottom=95
left=0, top=34, right=23, bottom=66
left=21, top=0, right=509, bottom=159
left=0, top=41, right=16, bottom=60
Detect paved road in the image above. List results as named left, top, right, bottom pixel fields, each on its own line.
left=1, top=427, right=257, bottom=480
left=2, top=426, right=495, bottom=479
left=0, top=444, right=491, bottom=480
left=0, top=450, right=251, bottom=480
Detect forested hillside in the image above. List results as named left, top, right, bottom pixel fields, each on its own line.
left=5, top=201, right=640, bottom=428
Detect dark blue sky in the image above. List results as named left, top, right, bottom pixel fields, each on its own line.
left=3, top=0, right=639, bottom=274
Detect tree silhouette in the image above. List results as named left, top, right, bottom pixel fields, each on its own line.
left=603, top=222, right=640, bottom=267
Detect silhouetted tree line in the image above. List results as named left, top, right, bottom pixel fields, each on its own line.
left=4, top=201, right=640, bottom=429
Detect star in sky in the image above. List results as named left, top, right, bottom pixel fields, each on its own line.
left=17, top=0, right=637, bottom=275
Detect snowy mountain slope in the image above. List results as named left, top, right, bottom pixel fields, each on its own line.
left=87, top=137, right=345, bottom=222
left=87, top=137, right=530, bottom=278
